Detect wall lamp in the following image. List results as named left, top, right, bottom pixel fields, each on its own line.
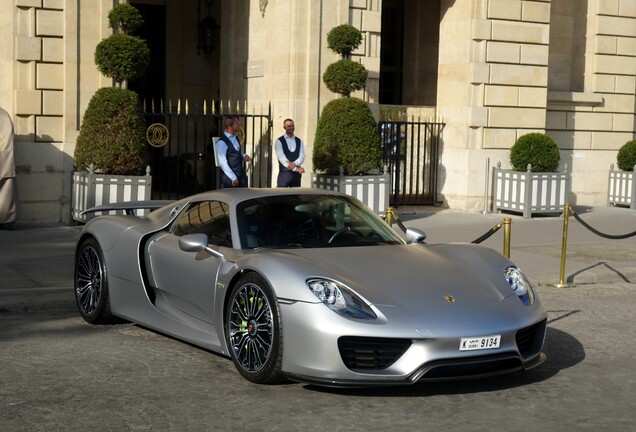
left=197, top=0, right=219, bottom=56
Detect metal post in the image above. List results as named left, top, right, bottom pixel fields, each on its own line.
left=483, top=157, right=490, bottom=214
left=555, top=203, right=571, bottom=288
left=502, top=217, right=511, bottom=258
left=385, top=207, right=395, bottom=227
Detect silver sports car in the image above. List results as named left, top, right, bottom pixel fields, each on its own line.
left=74, top=188, right=546, bottom=386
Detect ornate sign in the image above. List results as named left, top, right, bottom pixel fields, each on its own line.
left=238, top=126, right=245, bottom=145
left=146, top=123, right=169, bottom=148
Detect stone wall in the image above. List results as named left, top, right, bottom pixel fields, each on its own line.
left=1, top=0, right=112, bottom=223
left=545, top=0, right=636, bottom=205
left=438, top=0, right=635, bottom=210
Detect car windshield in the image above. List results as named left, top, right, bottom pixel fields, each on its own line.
left=236, top=194, right=404, bottom=249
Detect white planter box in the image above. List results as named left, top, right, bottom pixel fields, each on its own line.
left=493, top=163, right=569, bottom=219
left=72, top=165, right=152, bottom=222
left=311, top=173, right=390, bottom=214
left=607, top=164, right=636, bottom=209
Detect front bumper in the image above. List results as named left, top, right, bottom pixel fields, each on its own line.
left=279, top=301, right=547, bottom=387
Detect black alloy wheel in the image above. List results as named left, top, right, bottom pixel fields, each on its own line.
left=226, top=273, right=283, bottom=384
left=74, top=237, right=114, bottom=324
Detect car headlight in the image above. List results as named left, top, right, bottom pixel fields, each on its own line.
left=504, top=266, right=535, bottom=306
left=306, top=278, right=377, bottom=320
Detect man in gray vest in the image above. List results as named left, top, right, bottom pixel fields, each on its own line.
left=275, top=118, right=305, bottom=187
left=216, top=115, right=251, bottom=188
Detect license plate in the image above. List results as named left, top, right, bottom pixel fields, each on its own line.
left=459, top=335, right=501, bottom=351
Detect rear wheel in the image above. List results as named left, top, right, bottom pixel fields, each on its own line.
left=226, top=273, right=283, bottom=384
left=74, top=237, right=114, bottom=324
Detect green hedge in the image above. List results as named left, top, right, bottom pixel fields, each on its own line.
left=314, top=24, right=380, bottom=176
left=322, top=59, right=368, bottom=97
left=510, top=133, right=560, bottom=172
left=617, top=140, right=636, bottom=171
left=313, top=97, right=381, bottom=175
left=95, top=33, right=150, bottom=84
left=74, top=87, right=148, bottom=175
left=108, top=3, right=144, bottom=33
left=327, top=24, right=362, bottom=57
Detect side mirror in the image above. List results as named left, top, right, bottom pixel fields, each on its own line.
left=178, top=233, right=224, bottom=258
left=178, top=233, right=209, bottom=252
left=405, top=227, right=427, bottom=244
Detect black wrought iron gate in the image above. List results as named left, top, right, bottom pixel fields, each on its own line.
left=144, top=101, right=441, bottom=204
left=145, top=101, right=273, bottom=200
left=379, top=120, right=445, bottom=206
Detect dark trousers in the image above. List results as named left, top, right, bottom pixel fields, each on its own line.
left=220, top=171, right=248, bottom=188
left=277, top=170, right=301, bottom=187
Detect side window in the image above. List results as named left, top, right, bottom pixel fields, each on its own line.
left=171, top=201, right=232, bottom=247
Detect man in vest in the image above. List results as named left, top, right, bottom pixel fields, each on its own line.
left=275, top=118, right=305, bottom=187
left=216, top=115, right=251, bottom=188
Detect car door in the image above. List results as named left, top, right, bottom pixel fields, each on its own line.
left=146, top=200, right=231, bottom=323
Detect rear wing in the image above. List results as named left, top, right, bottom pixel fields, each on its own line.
left=81, top=200, right=175, bottom=216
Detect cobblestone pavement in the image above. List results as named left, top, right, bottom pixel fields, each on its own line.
left=1, top=282, right=634, bottom=431
left=1, top=212, right=635, bottom=431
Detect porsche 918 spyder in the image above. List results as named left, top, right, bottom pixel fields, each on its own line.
left=74, top=188, right=546, bottom=386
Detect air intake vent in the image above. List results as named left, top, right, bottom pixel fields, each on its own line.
left=515, top=319, right=546, bottom=357
left=338, top=337, right=411, bottom=370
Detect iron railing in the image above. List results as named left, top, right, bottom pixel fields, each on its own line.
left=143, top=99, right=273, bottom=200
left=379, top=119, right=445, bottom=206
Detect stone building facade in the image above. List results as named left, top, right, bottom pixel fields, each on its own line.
left=0, top=0, right=634, bottom=223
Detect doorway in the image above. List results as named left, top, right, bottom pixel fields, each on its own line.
left=129, top=2, right=166, bottom=107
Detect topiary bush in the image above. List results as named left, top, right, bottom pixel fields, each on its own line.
left=74, top=3, right=150, bottom=175
left=74, top=87, right=148, bottom=175
left=108, top=3, right=144, bottom=33
left=617, top=140, right=636, bottom=171
left=323, top=59, right=368, bottom=97
left=327, top=24, right=362, bottom=58
left=95, top=33, right=150, bottom=85
left=510, top=133, right=560, bottom=172
left=313, top=98, right=381, bottom=175
left=313, top=24, right=381, bottom=175
left=94, top=4, right=149, bottom=87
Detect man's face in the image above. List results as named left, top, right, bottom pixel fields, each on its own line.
left=284, top=121, right=295, bottom=135
left=230, top=119, right=240, bottom=133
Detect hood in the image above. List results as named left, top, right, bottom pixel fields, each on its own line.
left=279, top=243, right=520, bottom=324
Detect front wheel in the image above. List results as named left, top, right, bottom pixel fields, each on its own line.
left=226, top=273, right=283, bottom=384
left=74, top=237, right=115, bottom=324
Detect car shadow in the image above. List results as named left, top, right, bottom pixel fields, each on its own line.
left=301, top=326, right=584, bottom=396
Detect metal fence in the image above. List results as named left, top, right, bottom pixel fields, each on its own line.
left=379, top=120, right=445, bottom=206
left=143, top=100, right=444, bottom=206
left=143, top=99, right=273, bottom=200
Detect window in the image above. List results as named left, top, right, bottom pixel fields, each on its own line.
left=171, top=201, right=232, bottom=247
left=235, top=195, right=403, bottom=249
left=548, top=0, right=588, bottom=92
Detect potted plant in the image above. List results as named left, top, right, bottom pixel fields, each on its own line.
left=608, top=139, right=636, bottom=209
left=72, top=4, right=151, bottom=222
left=493, top=132, right=570, bottom=218
left=311, top=24, right=389, bottom=214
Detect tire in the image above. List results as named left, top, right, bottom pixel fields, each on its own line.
left=226, top=273, right=283, bottom=384
left=74, top=237, right=115, bottom=324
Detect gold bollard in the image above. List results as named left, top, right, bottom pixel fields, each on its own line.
left=555, top=203, right=571, bottom=288
left=385, top=207, right=395, bottom=227
left=502, top=217, right=511, bottom=258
